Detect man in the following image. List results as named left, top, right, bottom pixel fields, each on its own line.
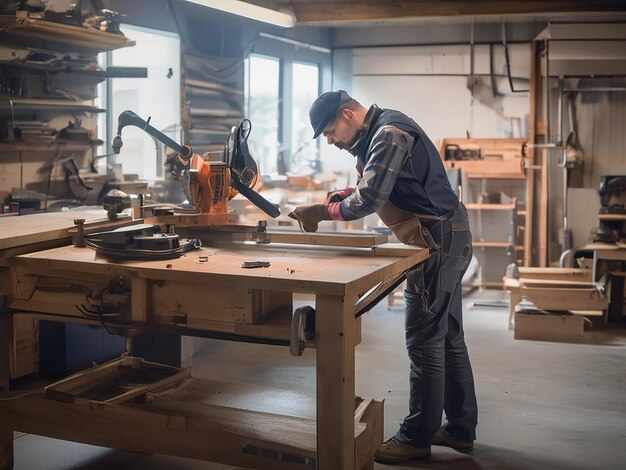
left=288, top=90, right=478, bottom=464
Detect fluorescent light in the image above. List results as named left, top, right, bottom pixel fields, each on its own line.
left=184, top=0, right=296, bottom=28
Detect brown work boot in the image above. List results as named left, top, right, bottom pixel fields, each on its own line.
left=432, top=430, right=474, bottom=453
left=374, top=436, right=431, bottom=464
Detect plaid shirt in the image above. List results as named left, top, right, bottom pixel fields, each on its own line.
left=327, top=107, right=415, bottom=221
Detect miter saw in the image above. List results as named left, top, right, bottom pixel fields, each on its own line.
left=85, top=110, right=280, bottom=259
left=110, top=109, right=280, bottom=225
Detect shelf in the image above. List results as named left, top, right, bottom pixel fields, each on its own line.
left=0, top=98, right=104, bottom=114
left=466, top=173, right=526, bottom=180
left=466, top=203, right=517, bottom=210
left=0, top=140, right=103, bottom=151
left=473, top=241, right=513, bottom=248
left=598, top=213, right=626, bottom=221
left=0, top=16, right=135, bottom=53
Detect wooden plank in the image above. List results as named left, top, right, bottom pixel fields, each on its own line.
left=0, top=209, right=119, bottom=250
left=234, top=306, right=292, bottom=341
left=44, top=357, right=139, bottom=400
left=12, top=244, right=424, bottom=297
left=466, top=203, right=517, bottom=210
left=44, top=357, right=190, bottom=406
left=149, top=378, right=317, bottom=417
left=9, top=315, right=38, bottom=379
left=525, top=41, right=538, bottom=267
left=472, top=241, right=512, bottom=248
left=284, top=1, right=626, bottom=23
left=370, top=243, right=428, bottom=258
left=150, top=280, right=260, bottom=324
left=267, top=231, right=388, bottom=248
left=0, top=311, right=13, bottom=470
left=514, top=313, right=584, bottom=341
left=518, top=267, right=591, bottom=279
left=354, top=398, right=384, bottom=470
left=598, top=213, right=626, bottom=221
left=443, top=159, right=524, bottom=178
left=0, top=16, right=134, bottom=51
left=534, top=38, right=550, bottom=268
left=519, top=279, right=599, bottom=288
left=0, top=387, right=372, bottom=470
left=569, top=310, right=604, bottom=317
left=131, top=278, right=149, bottom=322
left=316, top=293, right=356, bottom=470
left=0, top=311, right=12, bottom=394
left=0, top=238, right=68, bottom=267
left=519, top=286, right=608, bottom=311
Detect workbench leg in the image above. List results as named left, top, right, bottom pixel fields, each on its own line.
left=508, top=291, right=520, bottom=330
left=316, top=294, right=356, bottom=470
left=0, top=311, right=14, bottom=470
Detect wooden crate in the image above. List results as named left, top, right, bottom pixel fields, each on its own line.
left=44, top=356, right=190, bottom=405
left=514, top=312, right=585, bottom=341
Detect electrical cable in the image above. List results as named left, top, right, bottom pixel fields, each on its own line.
left=83, top=236, right=202, bottom=260
left=502, top=22, right=529, bottom=93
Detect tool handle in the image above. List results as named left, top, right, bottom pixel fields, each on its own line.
left=231, top=176, right=280, bottom=218
left=116, top=110, right=192, bottom=160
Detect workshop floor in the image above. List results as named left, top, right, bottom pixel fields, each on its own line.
left=11, top=289, right=626, bottom=470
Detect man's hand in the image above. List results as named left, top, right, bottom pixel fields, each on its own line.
left=288, top=204, right=330, bottom=232
left=325, top=186, right=355, bottom=204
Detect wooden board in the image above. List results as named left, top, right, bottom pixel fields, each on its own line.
left=266, top=231, right=388, bottom=248
left=44, top=357, right=190, bottom=405
left=514, top=313, right=584, bottom=341
left=0, top=16, right=135, bottom=51
left=9, top=315, right=38, bottom=379
left=0, top=377, right=383, bottom=470
left=0, top=208, right=128, bottom=251
left=518, top=267, right=592, bottom=281
left=519, top=279, right=599, bottom=288
left=518, top=286, right=608, bottom=311
left=11, top=243, right=428, bottom=297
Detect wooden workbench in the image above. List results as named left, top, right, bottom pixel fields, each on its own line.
left=0, top=211, right=429, bottom=470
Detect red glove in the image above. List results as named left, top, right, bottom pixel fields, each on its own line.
left=288, top=204, right=331, bottom=232
left=325, top=186, right=355, bottom=204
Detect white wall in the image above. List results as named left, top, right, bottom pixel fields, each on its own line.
left=110, top=25, right=181, bottom=182
left=322, top=43, right=531, bottom=175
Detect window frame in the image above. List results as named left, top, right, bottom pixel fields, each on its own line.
left=244, top=37, right=330, bottom=174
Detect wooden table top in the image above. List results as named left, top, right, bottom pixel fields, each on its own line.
left=13, top=241, right=428, bottom=296
left=0, top=208, right=122, bottom=250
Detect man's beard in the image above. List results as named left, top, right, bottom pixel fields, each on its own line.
left=334, top=132, right=359, bottom=152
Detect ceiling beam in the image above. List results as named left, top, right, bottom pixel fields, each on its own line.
left=244, top=1, right=626, bottom=24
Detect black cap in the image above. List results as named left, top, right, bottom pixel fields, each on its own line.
left=309, top=90, right=352, bottom=139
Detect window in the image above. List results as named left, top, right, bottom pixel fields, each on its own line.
left=291, top=62, right=320, bottom=172
left=245, top=54, right=280, bottom=175
left=100, top=25, right=180, bottom=182
left=244, top=40, right=327, bottom=177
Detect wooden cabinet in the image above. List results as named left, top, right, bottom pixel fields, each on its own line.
left=439, top=138, right=530, bottom=287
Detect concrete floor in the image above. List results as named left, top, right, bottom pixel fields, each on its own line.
left=10, top=289, right=626, bottom=470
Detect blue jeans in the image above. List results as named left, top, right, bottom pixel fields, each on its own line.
left=396, top=203, right=478, bottom=447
